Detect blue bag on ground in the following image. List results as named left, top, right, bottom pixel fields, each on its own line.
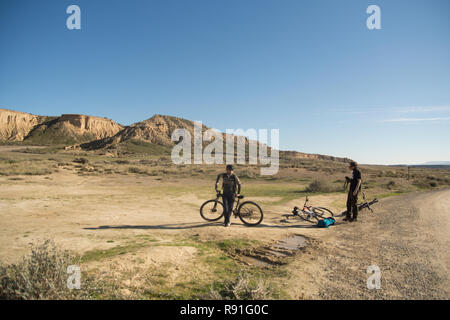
left=317, top=217, right=335, bottom=228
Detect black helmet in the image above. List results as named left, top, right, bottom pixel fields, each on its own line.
left=226, top=164, right=234, bottom=171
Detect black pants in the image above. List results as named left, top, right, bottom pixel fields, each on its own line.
left=346, top=191, right=358, bottom=219
left=222, top=193, right=236, bottom=224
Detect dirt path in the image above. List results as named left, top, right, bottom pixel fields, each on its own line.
left=288, top=188, right=450, bottom=299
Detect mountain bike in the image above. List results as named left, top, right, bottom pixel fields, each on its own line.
left=358, top=193, right=379, bottom=212
left=200, top=192, right=264, bottom=226
left=339, top=193, right=379, bottom=216
left=286, top=195, right=334, bottom=223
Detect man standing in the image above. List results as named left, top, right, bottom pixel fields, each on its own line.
left=215, top=165, right=241, bottom=227
left=344, top=161, right=362, bottom=222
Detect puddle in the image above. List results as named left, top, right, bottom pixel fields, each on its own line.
left=237, top=235, right=308, bottom=267
left=272, top=235, right=307, bottom=251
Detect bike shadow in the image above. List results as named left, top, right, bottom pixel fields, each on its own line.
left=257, top=223, right=318, bottom=229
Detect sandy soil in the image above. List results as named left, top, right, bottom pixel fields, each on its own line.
left=287, top=188, right=450, bottom=299
left=0, top=164, right=448, bottom=299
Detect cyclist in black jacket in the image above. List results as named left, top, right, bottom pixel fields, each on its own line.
left=344, top=161, right=362, bottom=222
left=215, top=165, right=241, bottom=227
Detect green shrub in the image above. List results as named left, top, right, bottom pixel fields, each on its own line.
left=128, top=166, right=148, bottom=175
left=0, top=241, right=124, bottom=300
left=387, top=180, right=396, bottom=189
left=0, top=240, right=80, bottom=299
left=305, top=179, right=334, bottom=193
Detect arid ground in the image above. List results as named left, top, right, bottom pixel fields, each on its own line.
left=0, top=146, right=449, bottom=299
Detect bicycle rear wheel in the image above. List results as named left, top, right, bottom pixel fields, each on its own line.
left=238, top=201, right=263, bottom=226
left=312, top=207, right=334, bottom=219
left=200, top=199, right=224, bottom=221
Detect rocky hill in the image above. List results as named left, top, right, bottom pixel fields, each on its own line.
left=0, top=108, right=350, bottom=162
left=77, top=114, right=350, bottom=162
left=0, top=109, right=123, bottom=145
left=78, top=114, right=202, bottom=150
left=0, top=108, right=51, bottom=141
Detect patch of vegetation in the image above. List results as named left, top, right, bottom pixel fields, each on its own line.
left=81, top=243, right=147, bottom=263
left=386, top=180, right=396, bottom=189
left=0, top=240, right=123, bottom=300
left=138, top=236, right=285, bottom=299
left=119, top=139, right=171, bottom=155
left=214, top=239, right=260, bottom=253
left=376, top=192, right=404, bottom=199
left=127, top=166, right=149, bottom=175
left=204, top=272, right=279, bottom=300
left=305, top=179, right=337, bottom=193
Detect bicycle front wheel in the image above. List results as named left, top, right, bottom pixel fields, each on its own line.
left=200, top=199, right=224, bottom=221
left=238, top=201, right=264, bottom=226
left=312, top=207, right=334, bottom=219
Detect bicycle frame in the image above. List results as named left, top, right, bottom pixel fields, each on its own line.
left=292, top=196, right=319, bottom=218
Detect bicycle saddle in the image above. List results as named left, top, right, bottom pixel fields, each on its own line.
left=237, top=195, right=244, bottom=199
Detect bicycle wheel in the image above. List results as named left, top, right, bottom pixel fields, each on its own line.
left=200, top=199, right=224, bottom=221
left=237, top=201, right=263, bottom=226
left=312, top=207, right=334, bottom=219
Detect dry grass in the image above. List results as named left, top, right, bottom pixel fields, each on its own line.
left=0, top=240, right=125, bottom=300
left=205, top=273, right=277, bottom=300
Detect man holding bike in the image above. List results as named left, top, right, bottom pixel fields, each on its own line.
left=215, top=165, right=241, bottom=227
left=344, top=161, right=362, bottom=222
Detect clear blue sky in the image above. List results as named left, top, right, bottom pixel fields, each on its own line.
left=1, top=0, right=449, bottom=164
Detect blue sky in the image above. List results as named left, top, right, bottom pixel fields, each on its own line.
left=1, top=0, right=449, bottom=164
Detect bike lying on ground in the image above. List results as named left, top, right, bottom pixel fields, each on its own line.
left=200, top=192, right=264, bottom=226
left=285, top=195, right=335, bottom=223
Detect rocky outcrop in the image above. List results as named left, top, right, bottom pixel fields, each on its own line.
left=79, top=114, right=206, bottom=150
left=280, top=150, right=351, bottom=163
left=0, top=108, right=49, bottom=141
left=112, top=114, right=198, bottom=146
left=0, top=109, right=123, bottom=144
left=55, top=114, right=123, bottom=140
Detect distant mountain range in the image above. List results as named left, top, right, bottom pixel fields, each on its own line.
left=392, top=161, right=450, bottom=169
left=421, top=161, right=450, bottom=166
left=0, top=108, right=351, bottom=163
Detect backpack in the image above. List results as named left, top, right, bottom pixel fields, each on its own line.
left=317, top=217, right=335, bottom=228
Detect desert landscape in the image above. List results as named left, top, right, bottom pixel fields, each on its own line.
left=1, top=108, right=449, bottom=299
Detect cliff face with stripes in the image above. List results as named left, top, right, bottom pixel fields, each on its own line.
left=0, top=108, right=49, bottom=141
left=0, top=108, right=123, bottom=144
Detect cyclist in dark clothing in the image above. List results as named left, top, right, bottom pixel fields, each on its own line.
left=215, top=165, right=241, bottom=227
left=344, top=161, right=362, bottom=222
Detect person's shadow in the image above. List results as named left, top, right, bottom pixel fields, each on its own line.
left=83, top=222, right=222, bottom=230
